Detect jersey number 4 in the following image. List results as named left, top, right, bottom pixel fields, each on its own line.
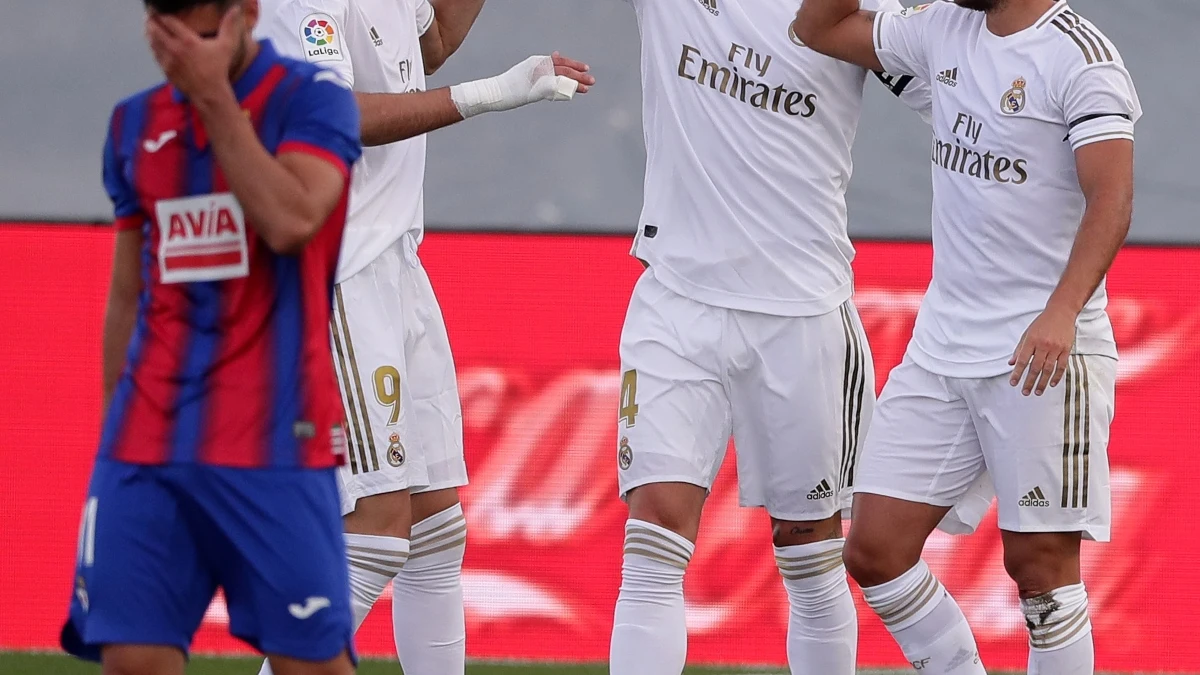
left=619, top=370, right=640, bottom=427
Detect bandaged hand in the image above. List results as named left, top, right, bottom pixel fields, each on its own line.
left=449, top=52, right=593, bottom=119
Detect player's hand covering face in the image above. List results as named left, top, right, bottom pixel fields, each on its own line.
left=146, top=5, right=248, bottom=99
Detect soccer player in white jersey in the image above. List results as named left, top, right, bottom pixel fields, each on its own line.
left=253, top=2, right=594, bottom=673
left=794, top=0, right=1140, bottom=673
left=609, top=1, right=932, bottom=673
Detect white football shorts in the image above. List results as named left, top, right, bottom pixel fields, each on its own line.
left=855, top=353, right=1116, bottom=541
left=616, top=270, right=875, bottom=522
left=328, top=237, right=467, bottom=516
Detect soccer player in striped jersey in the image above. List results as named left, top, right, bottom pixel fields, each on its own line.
left=254, top=1, right=594, bottom=672
left=60, top=1, right=362, bottom=674
left=795, top=1, right=1140, bottom=673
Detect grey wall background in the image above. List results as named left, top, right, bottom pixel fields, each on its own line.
left=2, top=1, right=1196, bottom=242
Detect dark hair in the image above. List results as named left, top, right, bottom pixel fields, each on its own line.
left=143, top=0, right=236, bottom=14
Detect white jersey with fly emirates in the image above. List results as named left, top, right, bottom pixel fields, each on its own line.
left=256, top=0, right=432, bottom=283
left=873, top=1, right=1141, bottom=377
left=626, top=0, right=931, bottom=317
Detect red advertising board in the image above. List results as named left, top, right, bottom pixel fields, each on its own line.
left=2, top=225, right=1199, bottom=671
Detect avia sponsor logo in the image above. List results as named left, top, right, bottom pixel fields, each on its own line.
left=154, top=193, right=249, bottom=284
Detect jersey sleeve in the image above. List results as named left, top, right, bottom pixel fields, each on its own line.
left=1059, top=62, right=1141, bottom=151
left=868, top=0, right=933, bottom=123
left=415, top=0, right=435, bottom=37
left=872, top=2, right=947, bottom=81
left=256, top=0, right=355, bottom=88
left=102, top=106, right=144, bottom=231
left=277, top=70, right=363, bottom=177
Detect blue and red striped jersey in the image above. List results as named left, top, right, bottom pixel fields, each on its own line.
left=98, top=41, right=362, bottom=469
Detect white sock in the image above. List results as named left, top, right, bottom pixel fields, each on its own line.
left=393, top=503, right=468, bottom=675
left=861, top=560, right=986, bottom=675
left=775, top=540, right=857, bottom=675
left=257, top=533, right=409, bottom=675
left=346, top=533, right=410, bottom=630
left=1023, top=583, right=1094, bottom=675
left=609, top=519, right=694, bottom=675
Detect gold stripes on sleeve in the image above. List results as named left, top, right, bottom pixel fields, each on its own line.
left=1051, top=11, right=1115, bottom=65
left=839, top=304, right=868, bottom=490
left=1060, top=355, right=1092, bottom=509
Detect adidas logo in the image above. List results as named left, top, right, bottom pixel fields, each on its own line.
left=696, top=0, right=719, bottom=16
left=936, top=67, right=959, bottom=88
left=807, top=479, right=834, bottom=501
left=369, top=26, right=383, bottom=47
left=1019, top=486, right=1051, bottom=508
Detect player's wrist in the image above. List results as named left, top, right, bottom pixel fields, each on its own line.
left=189, top=82, right=239, bottom=117
left=448, top=55, right=577, bottom=119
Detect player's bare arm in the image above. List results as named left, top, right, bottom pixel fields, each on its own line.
left=1009, top=138, right=1133, bottom=396
left=419, top=0, right=485, bottom=74
left=147, top=8, right=349, bottom=254
left=792, top=0, right=883, bottom=72
left=101, top=229, right=142, bottom=415
left=356, top=52, right=594, bottom=147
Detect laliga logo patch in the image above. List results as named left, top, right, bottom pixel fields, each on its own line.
left=1001, top=77, right=1027, bottom=115
left=154, top=193, right=249, bottom=284
left=618, top=436, right=633, bottom=470
left=900, top=3, right=933, bottom=17
left=387, top=432, right=405, bottom=467
left=300, top=14, right=344, bottom=63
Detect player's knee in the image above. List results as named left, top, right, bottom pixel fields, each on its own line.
left=771, top=515, right=842, bottom=548
left=102, top=645, right=184, bottom=675
left=343, top=490, right=412, bottom=539
left=1002, top=533, right=1081, bottom=598
left=842, top=531, right=913, bottom=588
left=626, top=482, right=705, bottom=542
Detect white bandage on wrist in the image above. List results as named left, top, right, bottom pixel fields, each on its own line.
left=448, top=55, right=578, bottom=120
left=416, top=0, right=435, bottom=37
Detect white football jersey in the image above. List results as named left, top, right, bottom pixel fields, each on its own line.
left=257, top=0, right=433, bottom=283
left=625, top=0, right=932, bottom=317
left=874, top=1, right=1141, bottom=377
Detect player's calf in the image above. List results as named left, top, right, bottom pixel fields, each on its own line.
left=394, top=492, right=468, bottom=675
left=265, top=651, right=355, bottom=675
left=610, top=482, right=705, bottom=675
left=771, top=514, right=856, bottom=675
left=1001, top=531, right=1093, bottom=675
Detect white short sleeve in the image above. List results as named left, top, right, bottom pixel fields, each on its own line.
left=255, top=0, right=355, bottom=88
left=415, top=0, right=435, bottom=37
left=1061, top=62, right=1141, bottom=150
left=872, top=2, right=947, bottom=81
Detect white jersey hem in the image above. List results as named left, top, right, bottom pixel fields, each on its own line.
left=644, top=254, right=853, bottom=318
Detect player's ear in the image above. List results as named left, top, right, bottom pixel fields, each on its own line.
left=240, top=0, right=260, bottom=31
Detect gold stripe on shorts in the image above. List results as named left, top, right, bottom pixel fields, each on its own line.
left=335, top=286, right=380, bottom=472
left=330, top=289, right=367, bottom=475
left=838, top=304, right=867, bottom=489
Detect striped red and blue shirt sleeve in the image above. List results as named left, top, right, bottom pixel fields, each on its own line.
left=277, top=70, right=362, bottom=177
left=102, top=105, right=145, bottom=232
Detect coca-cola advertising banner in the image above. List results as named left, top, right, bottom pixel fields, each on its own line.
left=2, top=225, right=1198, bottom=671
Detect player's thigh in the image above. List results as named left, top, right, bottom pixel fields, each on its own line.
left=62, top=460, right=213, bottom=662
left=728, top=301, right=875, bottom=522
left=617, top=270, right=731, bottom=530
left=973, top=354, right=1116, bottom=543
left=197, top=466, right=355, bottom=662
left=266, top=652, right=355, bottom=675
left=854, top=355, right=985, bottom=512
left=100, top=645, right=186, bottom=675
left=403, top=262, right=469, bottom=495
left=329, top=249, right=429, bottom=518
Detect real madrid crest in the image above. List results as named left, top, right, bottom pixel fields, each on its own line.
left=387, top=432, right=405, bottom=467
left=1001, top=77, right=1027, bottom=115
left=618, top=436, right=634, bottom=471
